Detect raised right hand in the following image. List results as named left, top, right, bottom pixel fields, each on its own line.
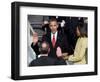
left=33, top=32, right=38, bottom=44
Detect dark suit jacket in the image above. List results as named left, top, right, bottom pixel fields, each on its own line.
left=31, top=31, right=69, bottom=58
left=29, top=56, right=66, bottom=66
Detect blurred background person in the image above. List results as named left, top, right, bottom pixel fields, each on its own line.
left=27, top=21, right=36, bottom=64
left=42, top=20, right=51, bottom=34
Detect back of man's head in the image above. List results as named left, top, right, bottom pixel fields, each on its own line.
left=40, top=42, right=49, bottom=54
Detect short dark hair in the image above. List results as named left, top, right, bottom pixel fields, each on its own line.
left=40, top=41, right=49, bottom=54
left=49, top=18, right=58, bottom=24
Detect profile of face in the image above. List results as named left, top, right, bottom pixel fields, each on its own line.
left=76, top=27, right=81, bottom=36
left=49, top=21, right=58, bottom=33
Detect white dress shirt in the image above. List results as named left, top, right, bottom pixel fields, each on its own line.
left=51, top=31, right=58, bottom=42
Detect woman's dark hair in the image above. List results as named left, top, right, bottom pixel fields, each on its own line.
left=77, top=18, right=88, bottom=37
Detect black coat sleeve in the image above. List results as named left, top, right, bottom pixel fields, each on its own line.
left=62, top=35, right=74, bottom=55
left=61, top=35, right=70, bottom=53
left=31, top=43, right=40, bottom=55
left=55, top=58, right=67, bottom=65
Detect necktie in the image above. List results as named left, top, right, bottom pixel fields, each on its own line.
left=52, top=34, right=56, bottom=47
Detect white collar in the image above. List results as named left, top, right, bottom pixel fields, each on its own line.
left=38, top=54, right=48, bottom=58
left=51, top=31, right=58, bottom=41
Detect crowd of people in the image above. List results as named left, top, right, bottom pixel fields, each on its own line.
left=29, top=17, right=88, bottom=66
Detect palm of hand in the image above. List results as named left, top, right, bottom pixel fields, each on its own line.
left=56, top=47, right=62, bottom=57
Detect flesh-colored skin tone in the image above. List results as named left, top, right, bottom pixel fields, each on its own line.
left=49, top=21, right=58, bottom=34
